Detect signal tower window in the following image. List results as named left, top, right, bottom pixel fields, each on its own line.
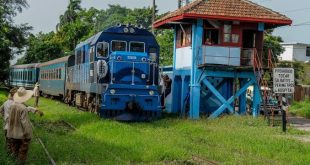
left=307, top=47, right=310, bottom=57
left=130, top=42, right=145, bottom=53
left=97, top=42, right=109, bottom=58
left=111, top=41, right=126, bottom=52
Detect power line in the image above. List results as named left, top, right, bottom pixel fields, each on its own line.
left=257, top=0, right=272, bottom=3
left=282, top=7, right=310, bottom=13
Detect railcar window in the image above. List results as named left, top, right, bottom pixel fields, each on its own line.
left=58, top=69, right=60, bottom=79
left=76, top=49, right=82, bottom=65
left=130, top=42, right=145, bottom=52
left=96, top=42, right=109, bottom=58
left=53, top=69, right=56, bottom=79
left=59, top=68, right=61, bottom=79
left=111, top=41, right=126, bottom=52
left=90, top=46, right=95, bottom=61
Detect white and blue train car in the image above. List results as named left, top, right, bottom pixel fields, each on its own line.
left=39, top=55, right=75, bottom=98
left=9, top=63, right=40, bottom=89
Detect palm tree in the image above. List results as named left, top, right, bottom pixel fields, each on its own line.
left=152, top=0, right=156, bottom=34
left=56, top=0, right=82, bottom=30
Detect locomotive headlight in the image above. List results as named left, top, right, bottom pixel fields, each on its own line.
left=149, top=90, right=154, bottom=96
left=141, top=57, right=146, bottom=62
left=110, top=89, right=116, bottom=95
left=123, top=27, right=129, bottom=33
left=129, top=27, right=135, bottom=33
left=117, top=56, right=122, bottom=61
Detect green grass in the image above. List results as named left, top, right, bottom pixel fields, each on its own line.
left=0, top=89, right=8, bottom=105
left=290, top=100, right=310, bottom=118
left=1, top=90, right=310, bottom=164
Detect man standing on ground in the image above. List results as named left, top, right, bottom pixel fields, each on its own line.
left=0, top=88, right=18, bottom=153
left=7, top=87, right=44, bottom=164
left=33, top=82, right=40, bottom=107
left=160, top=74, right=172, bottom=107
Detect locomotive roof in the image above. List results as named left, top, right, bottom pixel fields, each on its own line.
left=75, top=25, right=154, bottom=49
left=39, top=55, right=72, bottom=67
left=11, top=63, right=40, bottom=69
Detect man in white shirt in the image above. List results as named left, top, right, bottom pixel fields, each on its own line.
left=0, top=88, right=18, bottom=153
left=33, top=82, right=40, bottom=107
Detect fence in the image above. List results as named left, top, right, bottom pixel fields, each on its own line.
left=294, top=85, right=310, bottom=101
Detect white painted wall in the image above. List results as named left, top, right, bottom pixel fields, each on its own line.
left=202, top=46, right=241, bottom=66
left=175, top=47, right=192, bottom=69
left=280, top=45, right=293, bottom=61
left=280, top=43, right=310, bottom=62
left=293, top=45, right=310, bottom=62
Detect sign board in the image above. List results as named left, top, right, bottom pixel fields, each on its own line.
left=273, top=68, right=295, bottom=93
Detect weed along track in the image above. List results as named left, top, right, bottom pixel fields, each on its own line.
left=37, top=138, right=56, bottom=165
left=30, top=123, right=56, bottom=165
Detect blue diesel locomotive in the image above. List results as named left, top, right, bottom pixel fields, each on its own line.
left=9, top=25, right=161, bottom=120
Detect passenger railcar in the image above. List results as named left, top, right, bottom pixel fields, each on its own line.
left=39, top=55, right=74, bottom=97
left=9, top=63, right=40, bottom=89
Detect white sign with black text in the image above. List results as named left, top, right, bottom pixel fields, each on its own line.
left=273, top=68, right=295, bottom=93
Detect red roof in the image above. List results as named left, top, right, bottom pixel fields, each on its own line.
left=154, top=0, right=292, bottom=28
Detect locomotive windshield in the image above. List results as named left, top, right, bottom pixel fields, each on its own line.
left=97, top=42, right=109, bottom=58
left=112, top=41, right=126, bottom=52
left=129, top=42, right=145, bottom=52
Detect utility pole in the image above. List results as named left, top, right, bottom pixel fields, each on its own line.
left=152, top=0, right=155, bottom=34
left=178, top=0, right=182, bottom=8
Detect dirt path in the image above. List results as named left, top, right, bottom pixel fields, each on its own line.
left=288, top=115, right=310, bottom=132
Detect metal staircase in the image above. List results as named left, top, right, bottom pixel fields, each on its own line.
left=252, top=48, right=281, bottom=123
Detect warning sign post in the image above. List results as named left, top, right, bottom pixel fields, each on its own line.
left=273, top=68, right=295, bottom=94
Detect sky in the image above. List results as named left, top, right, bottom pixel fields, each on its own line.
left=14, top=0, right=310, bottom=43
left=12, top=0, right=310, bottom=63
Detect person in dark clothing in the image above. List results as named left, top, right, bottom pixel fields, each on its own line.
left=160, top=74, right=172, bottom=107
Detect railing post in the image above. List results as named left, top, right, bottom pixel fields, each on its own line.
left=132, top=62, right=135, bottom=85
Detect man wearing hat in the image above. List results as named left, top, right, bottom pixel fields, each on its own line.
left=7, top=87, right=44, bottom=164
left=0, top=87, right=18, bottom=153
left=33, top=82, right=40, bottom=107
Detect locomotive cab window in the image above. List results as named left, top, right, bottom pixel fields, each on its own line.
left=96, top=42, right=109, bottom=58
left=111, top=41, right=126, bottom=52
left=129, top=42, right=145, bottom=52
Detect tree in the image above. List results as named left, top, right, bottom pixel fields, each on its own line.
left=57, top=0, right=82, bottom=30
left=0, top=0, right=32, bottom=82
left=263, top=30, right=285, bottom=64
left=156, top=30, right=174, bottom=66
left=56, top=0, right=94, bottom=50
left=19, top=32, right=63, bottom=64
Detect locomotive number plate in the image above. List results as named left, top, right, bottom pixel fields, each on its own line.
left=127, top=56, right=137, bottom=60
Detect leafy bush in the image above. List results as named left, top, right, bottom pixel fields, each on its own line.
left=290, top=100, right=310, bottom=118
left=0, top=90, right=8, bottom=105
